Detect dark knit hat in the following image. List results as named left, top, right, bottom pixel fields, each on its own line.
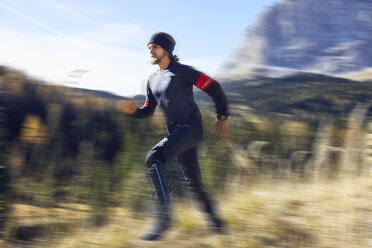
left=148, top=32, right=176, bottom=55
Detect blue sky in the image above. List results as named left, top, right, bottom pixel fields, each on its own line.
left=0, top=0, right=277, bottom=96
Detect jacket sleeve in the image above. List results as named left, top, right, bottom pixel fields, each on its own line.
left=183, top=65, right=229, bottom=119
left=132, top=82, right=157, bottom=118
left=201, top=78, right=229, bottom=119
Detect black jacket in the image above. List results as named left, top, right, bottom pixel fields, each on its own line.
left=133, top=61, right=228, bottom=129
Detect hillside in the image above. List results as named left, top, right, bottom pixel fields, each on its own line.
left=1, top=65, right=371, bottom=247
left=195, top=73, right=372, bottom=123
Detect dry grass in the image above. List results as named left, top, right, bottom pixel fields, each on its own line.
left=5, top=175, right=372, bottom=248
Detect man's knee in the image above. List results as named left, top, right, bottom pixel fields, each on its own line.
left=145, top=149, right=165, bottom=169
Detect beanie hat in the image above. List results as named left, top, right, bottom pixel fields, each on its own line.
left=148, top=32, right=175, bottom=55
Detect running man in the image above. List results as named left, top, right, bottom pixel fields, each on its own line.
left=117, top=32, right=229, bottom=240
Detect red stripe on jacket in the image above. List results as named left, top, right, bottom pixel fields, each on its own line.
left=195, top=73, right=213, bottom=90
left=144, top=101, right=149, bottom=107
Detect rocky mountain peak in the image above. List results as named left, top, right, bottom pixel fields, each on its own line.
left=220, top=0, right=372, bottom=80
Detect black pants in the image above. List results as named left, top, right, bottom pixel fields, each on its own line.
left=145, top=122, right=217, bottom=220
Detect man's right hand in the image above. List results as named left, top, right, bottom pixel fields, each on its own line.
left=117, top=100, right=137, bottom=115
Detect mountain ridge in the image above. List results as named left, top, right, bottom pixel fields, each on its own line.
left=220, top=0, right=372, bottom=80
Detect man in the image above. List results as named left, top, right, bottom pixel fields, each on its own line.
left=117, top=32, right=229, bottom=241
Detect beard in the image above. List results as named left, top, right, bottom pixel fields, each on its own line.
left=150, top=57, right=160, bottom=65
left=150, top=52, right=166, bottom=65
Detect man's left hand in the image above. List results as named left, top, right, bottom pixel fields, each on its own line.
left=214, top=119, right=229, bottom=139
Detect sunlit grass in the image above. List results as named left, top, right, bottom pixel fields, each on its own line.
left=5, top=175, right=372, bottom=247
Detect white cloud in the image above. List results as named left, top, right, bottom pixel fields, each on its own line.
left=0, top=2, right=223, bottom=97
left=0, top=2, right=65, bottom=36
left=78, top=23, right=148, bottom=46
left=0, top=25, right=222, bottom=96
left=41, top=0, right=115, bottom=20
left=0, top=27, right=153, bottom=96
left=182, top=57, right=222, bottom=78
left=0, top=1, right=155, bottom=96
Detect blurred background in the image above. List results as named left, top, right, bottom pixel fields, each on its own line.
left=1, top=0, right=372, bottom=247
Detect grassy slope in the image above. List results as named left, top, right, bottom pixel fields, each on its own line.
left=5, top=176, right=371, bottom=248
left=195, top=73, right=372, bottom=122
left=2, top=67, right=372, bottom=247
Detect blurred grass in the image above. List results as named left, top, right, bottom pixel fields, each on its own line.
left=1, top=63, right=371, bottom=248
left=4, top=175, right=371, bottom=248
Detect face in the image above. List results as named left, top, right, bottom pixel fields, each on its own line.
left=148, top=43, right=168, bottom=65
